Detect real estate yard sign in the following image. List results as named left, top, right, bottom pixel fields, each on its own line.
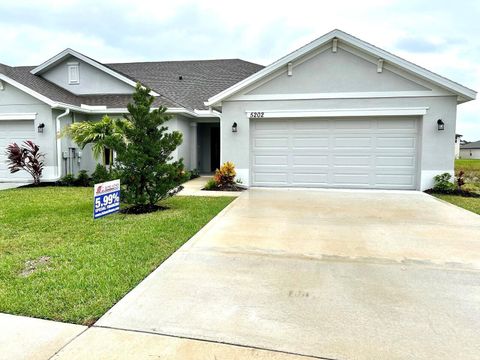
left=94, top=179, right=120, bottom=219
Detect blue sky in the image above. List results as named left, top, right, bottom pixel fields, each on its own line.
left=1, top=0, right=479, bottom=140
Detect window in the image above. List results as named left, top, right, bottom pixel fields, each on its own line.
left=68, top=62, right=79, bottom=84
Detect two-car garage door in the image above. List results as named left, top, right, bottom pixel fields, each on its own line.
left=250, top=117, right=418, bottom=189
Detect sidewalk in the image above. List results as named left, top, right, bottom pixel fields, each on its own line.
left=178, top=176, right=243, bottom=197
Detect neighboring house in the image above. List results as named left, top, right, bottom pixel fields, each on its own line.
left=460, top=141, right=480, bottom=159
left=0, top=29, right=476, bottom=190
left=455, top=134, right=463, bottom=159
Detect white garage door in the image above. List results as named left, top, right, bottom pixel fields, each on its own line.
left=0, top=120, right=36, bottom=181
left=250, top=117, right=419, bottom=189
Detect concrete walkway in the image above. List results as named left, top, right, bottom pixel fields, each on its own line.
left=0, top=313, right=86, bottom=360
left=88, top=188, right=480, bottom=360
left=178, top=176, right=243, bottom=197
left=0, top=182, right=27, bottom=190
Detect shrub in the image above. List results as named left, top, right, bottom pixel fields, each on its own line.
left=190, top=168, right=200, bottom=179
left=204, top=178, right=217, bottom=190
left=433, top=173, right=455, bottom=192
left=115, top=84, right=189, bottom=207
left=91, top=164, right=111, bottom=184
left=75, top=170, right=91, bottom=187
left=6, top=140, right=45, bottom=185
left=60, top=174, right=76, bottom=186
left=213, top=161, right=236, bottom=188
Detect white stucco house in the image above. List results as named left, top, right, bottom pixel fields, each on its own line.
left=460, top=141, right=480, bottom=159
left=0, top=29, right=476, bottom=190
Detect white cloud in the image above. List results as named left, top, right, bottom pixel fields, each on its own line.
left=0, top=0, right=478, bottom=138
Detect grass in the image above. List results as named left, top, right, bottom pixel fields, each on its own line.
left=0, top=187, right=234, bottom=325
left=433, top=194, right=480, bottom=215
left=432, top=159, right=480, bottom=214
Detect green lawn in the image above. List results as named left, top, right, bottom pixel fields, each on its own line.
left=0, top=187, right=234, bottom=325
left=433, top=194, right=480, bottom=215
left=433, top=159, right=480, bottom=215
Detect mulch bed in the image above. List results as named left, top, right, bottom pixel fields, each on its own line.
left=119, top=204, right=169, bottom=215
left=202, top=184, right=245, bottom=192
left=424, top=188, right=480, bottom=198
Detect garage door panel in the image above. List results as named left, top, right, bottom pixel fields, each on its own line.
left=254, top=137, right=289, bottom=148
left=292, top=173, right=328, bottom=184
left=334, top=137, right=372, bottom=148
left=293, top=155, right=329, bottom=166
left=376, top=137, right=416, bottom=149
left=254, top=155, right=288, bottom=166
left=251, top=117, right=418, bottom=189
left=0, top=120, right=36, bottom=180
left=292, top=137, right=329, bottom=148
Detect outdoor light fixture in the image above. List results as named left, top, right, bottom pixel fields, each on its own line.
left=232, top=122, right=238, bottom=133
left=37, top=123, right=45, bottom=133
left=437, top=119, right=445, bottom=131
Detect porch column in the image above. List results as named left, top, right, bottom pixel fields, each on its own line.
left=190, top=122, right=198, bottom=170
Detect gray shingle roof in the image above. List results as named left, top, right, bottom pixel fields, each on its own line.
left=0, top=58, right=264, bottom=111
left=461, top=140, right=480, bottom=149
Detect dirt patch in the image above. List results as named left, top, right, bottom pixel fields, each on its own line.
left=19, top=256, right=51, bottom=277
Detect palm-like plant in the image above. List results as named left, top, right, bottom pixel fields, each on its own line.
left=64, top=115, right=128, bottom=167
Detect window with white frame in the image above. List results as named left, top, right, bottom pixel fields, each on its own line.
left=67, top=62, right=79, bottom=84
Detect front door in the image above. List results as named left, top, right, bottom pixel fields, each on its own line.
left=210, top=126, right=220, bottom=171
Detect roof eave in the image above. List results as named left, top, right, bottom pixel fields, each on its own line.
left=205, top=29, right=477, bottom=106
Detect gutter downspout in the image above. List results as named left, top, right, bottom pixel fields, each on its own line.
left=55, top=108, right=70, bottom=179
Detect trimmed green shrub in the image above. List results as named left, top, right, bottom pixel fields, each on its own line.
left=204, top=178, right=217, bottom=190
left=60, top=174, right=76, bottom=186
left=433, top=173, right=455, bottom=192
left=91, top=164, right=111, bottom=184
left=75, top=170, right=91, bottom=187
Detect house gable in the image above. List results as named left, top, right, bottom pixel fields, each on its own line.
left=246, top=46, right=431, bottom=95
left=206, top=29, right=476, bottom=106
left=39, top=55, right=135, bottom=95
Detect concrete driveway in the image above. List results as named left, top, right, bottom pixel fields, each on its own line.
left=86, top=189, right=479, bottom=359
left=0, top=182, right=27, bottom=190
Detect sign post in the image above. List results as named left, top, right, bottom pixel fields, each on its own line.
left=93, top=179, right=120, bottom=219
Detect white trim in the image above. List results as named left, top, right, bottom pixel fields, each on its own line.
left=30, top=48, right=159, bottom=96
left=0, top=74, right=56, bottom=106
left=245, top=107, right=429, bottom=118
left=80, top=104, right=107, bottom=110
left=377, top=58, right=384, bottom=73
left=0, top=113, right=37, bottom=120
left=205, top=29, right=476, bottom=106
left=231, top=90, right=448, bottom=102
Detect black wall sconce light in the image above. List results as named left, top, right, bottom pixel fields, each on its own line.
left=232, top=122, right=238, bottom=133
left=437, top=119, right=445, bottom=131
left=37, top=123, right=45, bottom=133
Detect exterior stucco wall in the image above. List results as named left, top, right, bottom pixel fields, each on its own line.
left=220, top=96, right=458, bottom=190
left=460, top=148, right=480, bottom=159
left=248, top=47, right=429, bottom=95
left=41, top=56, right=134, bottom=95
left=0, top=82, right=57, bottom=180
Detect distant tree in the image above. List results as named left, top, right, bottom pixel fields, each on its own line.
left=115, top=84, right=189, bottom=209
left=6, top=140, right=44, bottom=185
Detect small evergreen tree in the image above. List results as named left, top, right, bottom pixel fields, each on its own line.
left=115, top=84, right=189, bottom=208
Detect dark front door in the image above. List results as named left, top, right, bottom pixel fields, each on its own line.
left=210, top=126, right=220, bottom=171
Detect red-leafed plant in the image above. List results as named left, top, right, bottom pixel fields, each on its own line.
left=6, top=141, right=45, bottom=185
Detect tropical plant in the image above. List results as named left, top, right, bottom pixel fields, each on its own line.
left=6, top=141, right=45, bottom=185
left=115, top=84, right=189, bottom=209
left=456, top=170, right=465, bottom=189
left=433, top=172, right=455, bottom=192
left=64, top=115, right=128, bottom=168
left=213, top=161, right=236, bottom=188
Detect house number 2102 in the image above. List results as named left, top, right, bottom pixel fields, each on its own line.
left=250, top=112, right=265, bottom=118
